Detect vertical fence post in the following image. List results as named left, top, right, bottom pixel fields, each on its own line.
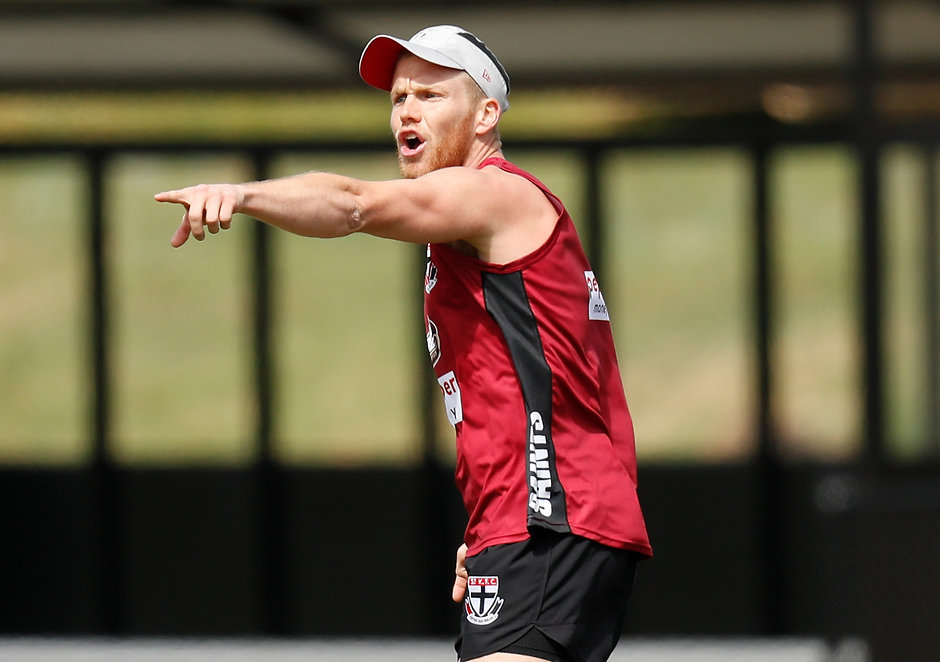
left=584, top=144, right=604, bottom=278
left=925, top=145, right=939, bottom=454
left=752, top=139, right=785, bottom=634
left=248, top=149, right=285, bottom=634
left=753, top=141, right=774, bottom=460
left=416, top=237, right=441, bottom=634
left=851, top=0, right=885, bottom=466
left=88, top=148, right=120, bottom=634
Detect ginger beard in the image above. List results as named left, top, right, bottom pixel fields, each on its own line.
left=397, top=108, right=477, bottom=179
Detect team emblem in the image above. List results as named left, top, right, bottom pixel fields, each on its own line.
left=465, top=576, right=504, bottom=625
left=425, top=247, right=438, bottom=294
left=426, top=318, right=441, bottom=367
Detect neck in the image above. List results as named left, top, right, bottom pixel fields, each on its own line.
left=464, top=134, right=504, bottom=170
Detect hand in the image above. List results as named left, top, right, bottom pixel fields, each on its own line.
left=154, top=183, right=245, bottom=247
left=452, top=543, right=468, bottom=603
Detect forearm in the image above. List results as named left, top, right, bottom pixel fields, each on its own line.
left=156, top=171, right=370, bottom=248
left=240, top=172, right=364, bottom=239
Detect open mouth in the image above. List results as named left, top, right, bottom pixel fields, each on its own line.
left=399, top=132, right=425, bottom=157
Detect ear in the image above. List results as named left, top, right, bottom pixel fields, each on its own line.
left=475, top=98, right=501, bottom=136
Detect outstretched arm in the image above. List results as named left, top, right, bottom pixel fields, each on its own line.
left=154, top=165, right=558, bottom=262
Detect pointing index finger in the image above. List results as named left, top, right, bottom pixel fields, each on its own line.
left=154, top=190, right=186, bottom=204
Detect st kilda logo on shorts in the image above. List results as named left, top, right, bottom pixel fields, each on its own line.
left=465, top=576, right=504, bottom=625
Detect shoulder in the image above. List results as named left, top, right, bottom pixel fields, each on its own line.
left=447, top=162, right=560, bottom=263
left=422, top=162, right=549, bottom=211
left=395, top=162, right=553, bottom=227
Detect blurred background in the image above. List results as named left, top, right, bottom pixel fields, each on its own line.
left=0, top=1, right=938, bottom=661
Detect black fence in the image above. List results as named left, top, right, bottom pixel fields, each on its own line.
left=3, top=463, right=940, bottom=662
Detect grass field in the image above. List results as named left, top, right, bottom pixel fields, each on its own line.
left=0, top=108, right=936, bottom=466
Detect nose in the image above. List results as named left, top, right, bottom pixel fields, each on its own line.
left=396, top=93, right=421, bottom=124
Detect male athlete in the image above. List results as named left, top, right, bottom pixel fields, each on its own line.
left=155, top=25, right=651, bottom=662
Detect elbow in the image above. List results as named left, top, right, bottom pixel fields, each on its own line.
left=340, top=181, right=367, bottom=235
left=347, top=205, right=365, bottom=233
left=342, top=184, right=396, bottom=239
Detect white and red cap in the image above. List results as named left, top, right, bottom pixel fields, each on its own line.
left=359, top=25, right=510, bottom=112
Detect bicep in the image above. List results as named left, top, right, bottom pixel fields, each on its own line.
left=354, top=169, right=500, bottom=246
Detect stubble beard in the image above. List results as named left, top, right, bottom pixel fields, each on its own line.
left=398, top=113, right=476, bottom=179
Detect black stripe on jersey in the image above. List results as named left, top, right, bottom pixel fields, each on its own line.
left=482, top=271, right=570, bottom=533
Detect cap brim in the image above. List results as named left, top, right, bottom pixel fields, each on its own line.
left=359, top=34, right=465, bottom=92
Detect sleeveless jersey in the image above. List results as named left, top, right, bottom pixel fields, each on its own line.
left=424, top=157, right=651, bottom=558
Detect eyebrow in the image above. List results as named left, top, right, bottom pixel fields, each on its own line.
left=390, top=79, right=447, bottom=97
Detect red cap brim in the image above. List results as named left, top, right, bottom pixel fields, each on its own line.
left=359, top=36, right=408, bottom=92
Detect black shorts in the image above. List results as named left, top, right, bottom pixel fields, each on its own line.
left=455, top=530, right=641, bottom=662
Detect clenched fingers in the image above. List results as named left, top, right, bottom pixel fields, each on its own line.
left=452, top=543, right=469, bottom=603
left=170, top=212, right=192, bottom=248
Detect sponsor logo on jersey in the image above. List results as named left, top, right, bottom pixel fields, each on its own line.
left=465, top=575, right=503, bottom=625
left=528, top=411, right=553, bottom=517
left=438, top=370, right=463, bottom=426
left=426, top=318, right=441, bottom=367
left=584, top=270, right=610, bottom=321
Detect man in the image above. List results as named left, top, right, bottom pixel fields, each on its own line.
left=155, top=25, right=651, bottom=662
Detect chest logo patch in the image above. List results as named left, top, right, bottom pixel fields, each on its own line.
left=438, top=370, right=463, bottom=426
left=465, top=576, right=503, bottom=626
left=585, top=270, right=610, bottom=321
